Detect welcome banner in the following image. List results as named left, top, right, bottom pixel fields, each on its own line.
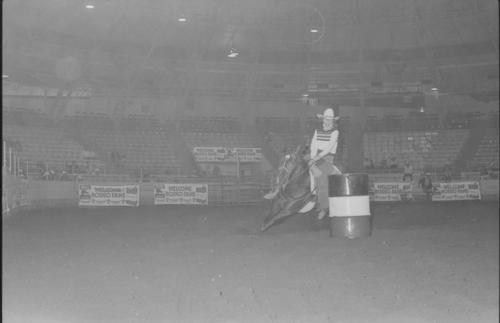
left=78, top=184, right=139, bottom=207
left=154, top=183, right=208, bottom=205
left=192, top=147, right=262, bottom=162
left=371, top=182, right=413, bottom=201
left=432, top=182, right=481, bottom=201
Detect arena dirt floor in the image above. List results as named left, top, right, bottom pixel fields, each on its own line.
left=3, top=201, right=499, bottom=323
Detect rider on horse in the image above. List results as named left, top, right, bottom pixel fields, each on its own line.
left=263, top=107, right=341, bottom=220
left=308, top=107, right=341, bottom=219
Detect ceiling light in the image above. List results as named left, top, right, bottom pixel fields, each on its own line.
left=431, top=87, right=438, bottom=91
left=302, top=93, right=309, bottom=97
left=2, top=74, right=8, bottom=78
left=310, top=29, right=319, bottom=33
left=420, top=106, right=425, bottom=113
left=228, top=48, right=239, bottom=58
left=85, top=4, right=95, bottom=9
left=178, top=17, right=187, bottom=22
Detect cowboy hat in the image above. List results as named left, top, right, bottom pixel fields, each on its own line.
left=316, top=108, right=340, bottom=120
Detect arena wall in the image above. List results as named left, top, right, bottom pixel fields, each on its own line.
left=3, top=175, right=497, bottom=218
left=28, top=181, right=79, bottom=208
left=2, top=173, right=29, bottom=217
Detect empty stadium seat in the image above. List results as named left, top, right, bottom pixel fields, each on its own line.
left=363, top=129, right=469, bottom=170
left=471, top=128, right=499, bottom=168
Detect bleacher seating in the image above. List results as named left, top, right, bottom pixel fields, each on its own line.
left=471, top=128, right=499, bottom=168
left=178, top=117, right=258, bottom=152
left=120, top=114, right=162, bottom=131
left=366, top=113, right=440, bottom=132
left=3, top=107, right=24, bottom=125
left=3, top=107, right=54, bottom=127
left=178, top=117, right=242, bottom=133
left=256, top=117, right=300, bottom=133
left=487, top=112, right=499, bottom=128
left=3, top=125, right=85, bottom=170
left=182, top=132, right=257, bottom=148
left=58, top=113, right=183, bottom=174
left=82, top=129, right=181, bottom=174
left=3, top=105, right=491, bottom=177
left=446, top=112, right=482, bottom=129
left=62, top=112, right=114, bottom=130
left=267, top=132, right=307, bottom=155
left=363, top=129, right=469, bottom=170
left=256, top=117, right=307, bottom=159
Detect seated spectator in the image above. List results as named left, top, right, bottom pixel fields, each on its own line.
left=402, top=162, right=413, bottom=182
left=37, top=161, right=46, bottom=172
left=480, top=166, right=489, bottom=178
left=49, top=169, right=57, bottom=181
left=363, top=158, right=372, bottom=169
left=69, top=161, right=77, bottom=174
left=442, top=162, right=453, bottom=182
left=60, top=170, right=68, bottom=181
left=488, top=168, right=499, bottom=179
left=65, top=161, right=72, bottom=173
left=418, top=173, right=434, bottom=201
left=212, top=165, right=221, bottom=177
left=389, top=157, right=398, bottom=169
left=379, top=158, right=388, bottom=169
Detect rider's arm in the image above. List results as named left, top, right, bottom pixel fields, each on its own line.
left=309, top=130, right=318, bottom=159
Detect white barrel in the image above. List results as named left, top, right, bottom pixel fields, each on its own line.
left=328, top=173, right=371, bottom=238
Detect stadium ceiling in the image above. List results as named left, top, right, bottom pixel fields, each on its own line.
left=2, top=0, right=499, bottom=91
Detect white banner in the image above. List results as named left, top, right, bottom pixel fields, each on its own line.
left=78, top=184, right=140, bottom=207
left=192, top=147, right=262, bottom=162
left=371, top=182, right=413, bottom=201
left=233, top=147, right=263, bottom=162
left=432, top=182, right=481, bottom=201
left=154, top=183, right=208, bottom=205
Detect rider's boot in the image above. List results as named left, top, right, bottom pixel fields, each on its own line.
left=317, top=209, right=328, bottom=220
left=264, top=187, right=280, bottom=199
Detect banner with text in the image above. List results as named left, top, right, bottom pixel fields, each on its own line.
left=432, top=182, right=481, bottom=201
left=154, top=183, right=208, bottom=205
left=78, top=184, right=140, bottom=207
left=192, top=147, right=262, bottom=162
left=371, top=182, right=413, bottom=201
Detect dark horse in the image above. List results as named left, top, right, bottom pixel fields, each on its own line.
left=261, top=144, right=317, bottom=231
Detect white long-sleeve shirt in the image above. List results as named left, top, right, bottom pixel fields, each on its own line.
left=310, top=129, right=339, bottom=160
